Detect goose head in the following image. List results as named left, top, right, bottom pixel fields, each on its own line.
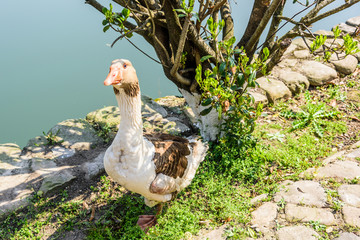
left=104, top=59, right=140, bottom=97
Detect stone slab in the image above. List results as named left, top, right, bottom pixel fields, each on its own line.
left=338, top=184, right=360, bottom=208
left=285, top=204, right=336, bottom=225
left=298, top=61, right=337, bottom=86
left=331, top=55, right=358, bottom=75
left=334, top=23, right=357, bottom=34
left=343, top=205, right=360, bottom=228
left=346, top=16, right=360, bottom=27
left=251, top=202, right=278, bottom=233
left=313, top=160, right=360, bottom=180
left=274, top=180, right=327, bottom=207
left=278, top=70, right=309, bottom=94
left=333, top=232, right=360, bottom=240
left=48, top=119, right=102, bottom=148
left=276, top=225, right=319, bottom=240
left=256, top=77, right=292, bottom=103
left=346, top=148, right=360, bottom=160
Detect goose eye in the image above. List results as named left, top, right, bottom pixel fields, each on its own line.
left=123, top=64, right=127, bottom=69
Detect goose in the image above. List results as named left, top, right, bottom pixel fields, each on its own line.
left=103, top=59, right=207, bottom=230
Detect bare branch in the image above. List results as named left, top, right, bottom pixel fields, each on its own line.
left=85, top=0, right=104, bottom=13
left=245, top=0, right=282, bottom=54
left=221, top=1, right=234, bottom=41
left=170, top=16, right=192, bottom=85
left=305, top=0, right=360, bottom=25
left=261, top=0, right=286, bottom=52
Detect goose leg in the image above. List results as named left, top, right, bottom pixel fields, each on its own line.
left=137, top=203, right=164, bottom=232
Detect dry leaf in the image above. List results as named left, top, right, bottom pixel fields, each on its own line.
left=89, top=205, right=95, bottom=221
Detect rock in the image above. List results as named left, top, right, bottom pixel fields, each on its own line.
left=250, top=193, right=268, bottom=206
left=278, top=70, right=310, bottom=94
left=30, top=157, right=57, bottom=175
left=82, top=151, right=106, bottom=180
left=251, top=202, right=278, bottom=233
left=285, top=204, right=336, bottom=225
left=346, top=148, right=360, bottom=159
left=338, top=184, right=360, bottom=208
left=278, top=59, right=300, bottom=69
left=346, top=16, right=360, bottom=27
left=331, top=55, right=358, bottom=75
left=353, top=51, right=360, bottom=62
left=334, top=23, right=357, bottom=34
left=298, top=61, right=337, bottom=86
left=293, top=50, right=311, bottom=59
left=25, top=136, right=48, bottom=152
left=334, top=232, right=360, bottom=240
left=283, top=43, right=298, bottom=56
left=274, top=180, right=327, bottom=207
left=276, top=225, right=319, bottom=240
left=38, top=169, right=76, bottom=196
left=0, top=154, right=33, bottom=216
left=310, top=160, right=360, bottom=180
left=256, top=77, right=292, bottom=103
left=315, top=30, right=334, bottom=37
left=322, top=151, right=347, bottom=164
left=141, top=95, right=168, bottom=118
left=51, top=146, right=76, bottom=160
left=342, top=205, right=360, bottom=228
left=249, top=92, right=269, bottom=107
left=0, top=143, right=22, bottom=176
left=48, top=119, right=102, bottom=148
left=183, top=107, right=197, bottom=125
left=155, top=96, right=186, bottom=108
left=165, top=117, right=191, bottom=134
left=292, top=38, right=313, bottom=50
left=86, top=106, right=120, bottom=130
left=350, top=141, right=360, bottom=149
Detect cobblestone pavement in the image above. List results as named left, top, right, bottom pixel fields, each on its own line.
left=194, top=141, right=360, bottom=240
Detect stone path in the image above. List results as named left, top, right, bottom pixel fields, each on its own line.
left=191, top=141, right=360, bottom=240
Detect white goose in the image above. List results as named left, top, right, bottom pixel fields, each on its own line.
left=103, top=59, right=207, bottom=230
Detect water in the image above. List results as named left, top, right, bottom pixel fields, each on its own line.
left=0, top=0, right=359, bottom=147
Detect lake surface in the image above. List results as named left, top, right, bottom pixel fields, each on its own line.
left=0, top=0, right=359, bottom=147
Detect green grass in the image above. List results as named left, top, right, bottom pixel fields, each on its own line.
left=0, top=88, right=356, bottom=239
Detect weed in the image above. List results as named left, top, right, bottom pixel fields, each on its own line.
left=281, top=91, right=340, bottom=137
left=327, top=86, right=346, bottom=102
left=267, top=131, right=285, bottom=142
left=97, top=123, right=112, bottom=143
left=277, top=198, right=286, bottom=211
left=42, top=129, right=64, bottom=146
left=331, top=200, right=344, bottom=212
left=309, top=220, right=326, bottom=232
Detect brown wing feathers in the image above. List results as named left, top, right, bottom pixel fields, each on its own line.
left=145, top=133, right=190, bottom=179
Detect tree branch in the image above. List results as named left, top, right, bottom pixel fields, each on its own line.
left=170, top=16, right=192, bottom=85
left=244, top=0, right=282, bottom=54
left=305, top=0, right=360, bottom=25
left=220, top=1, right=234, bottom=41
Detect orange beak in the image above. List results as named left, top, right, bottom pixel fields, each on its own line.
left=104, top=68, right=122, bottom=86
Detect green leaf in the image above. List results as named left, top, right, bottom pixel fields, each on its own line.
left=262, top=47, right=269, bottom=60
left=122, top=8, right=130, bottom=18
left=200, top=106, right=213, bottom=116
left=102, top=7, right=108, bottom=14
left=102, top=19, right=109, bottom=26
left=201, top=98, right=212, bottom=106
left=103, top=25, right=111, bottom=32
left=237, top=74, right=245, bottom=87
left=200, top=55, right=213, bottom=62
left=219, top=62, right=226, bottom=75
